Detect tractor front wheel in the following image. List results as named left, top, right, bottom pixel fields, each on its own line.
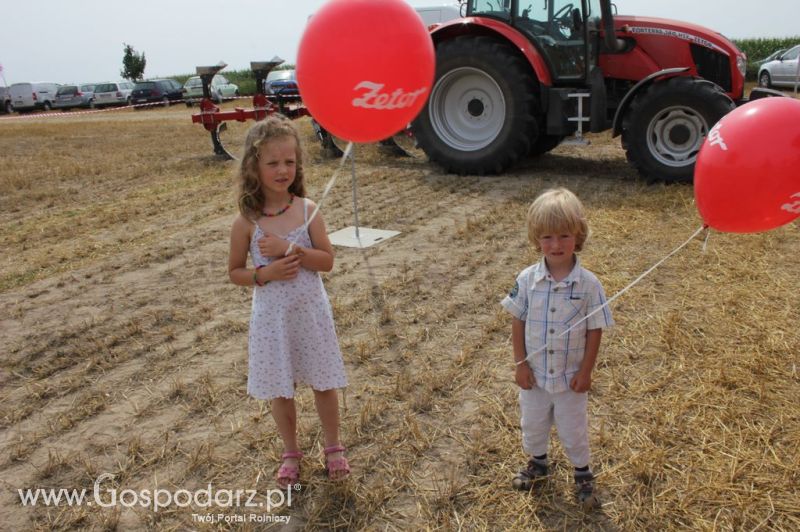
left=412, top=36, right=538, bottom=175
left=622, top=77, right=734, bottom=182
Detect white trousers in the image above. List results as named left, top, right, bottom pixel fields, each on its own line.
left=519, top=386, right=590, bottom=468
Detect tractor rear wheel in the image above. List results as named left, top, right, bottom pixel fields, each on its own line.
left=622, top=76, right=734, bottom=182
left=528, top=134, right=564, bottom=157
left=412, top=36, right=538, bottom=175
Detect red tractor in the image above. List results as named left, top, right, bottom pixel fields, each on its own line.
left=411, top=0, right=781, bottom=181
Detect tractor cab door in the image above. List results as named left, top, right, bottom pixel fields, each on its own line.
left=514, top=0, right=588, bottom=81
left=468, top=0, right=589, bottom=82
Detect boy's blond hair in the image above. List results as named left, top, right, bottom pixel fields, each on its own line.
left=527, top=188, right=589, bottom=252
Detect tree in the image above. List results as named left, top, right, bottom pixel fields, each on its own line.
left=120, top=43, right=146, bottom=82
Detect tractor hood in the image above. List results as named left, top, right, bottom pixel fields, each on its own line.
left=602, top=15, right=746, bottom=99
left=613, top=15, right=743, bottom=58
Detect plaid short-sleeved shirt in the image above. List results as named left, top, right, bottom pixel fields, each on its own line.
left=501, top=257, right=614, bottom=393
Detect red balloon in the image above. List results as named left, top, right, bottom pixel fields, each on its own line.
left=296, top=0, right=435, bottom=143
left=694, top=97, right=800, bottom=233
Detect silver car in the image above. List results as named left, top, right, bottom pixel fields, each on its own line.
left=758, top=44, right=800, bottom=88
left=53, top=84, right=96, bottom=111
left=93, top=81, right=135, bottom=108
left=182, top=75, right=239, bottom=105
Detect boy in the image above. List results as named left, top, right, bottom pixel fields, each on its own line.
left=501, top=188, right=613, bottom=509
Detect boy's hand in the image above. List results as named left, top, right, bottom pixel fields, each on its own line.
left=570, top=370, right=592, bottom=393
left=258, top=233, right=290, bottom=258
left=515, top=363, right=535, bottom=390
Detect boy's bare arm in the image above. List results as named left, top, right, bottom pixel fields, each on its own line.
left=571, top=328, right=603, bottom=392
left=512, top=318, right=534, bottom=389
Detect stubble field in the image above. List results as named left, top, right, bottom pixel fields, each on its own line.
left=0, top=102, right=798, bottom=531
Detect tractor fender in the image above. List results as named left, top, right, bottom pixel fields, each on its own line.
left=430, top=17, right=552, bottom=86
left=611, top=67, right=689, bottom=138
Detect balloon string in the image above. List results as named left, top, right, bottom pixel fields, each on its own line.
left=351, top=145, right=361, bottom=243
left=521, top=225, right=708, bottom=363
left=287, top=141, right=353, bottom=244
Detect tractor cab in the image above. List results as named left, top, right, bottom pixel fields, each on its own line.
left=465, top=0, right=605, bottom=83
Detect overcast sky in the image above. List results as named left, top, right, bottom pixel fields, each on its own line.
left=1, top=0, right=798, bottom=84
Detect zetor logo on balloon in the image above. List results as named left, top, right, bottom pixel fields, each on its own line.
left=351, top=82, right=428, bottom=110
left=707, top=122, right=727, bottom=151
left=782, top=193, right=800, bottom=214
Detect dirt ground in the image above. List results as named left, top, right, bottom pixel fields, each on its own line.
left=0, top=103, right=798, bottom=531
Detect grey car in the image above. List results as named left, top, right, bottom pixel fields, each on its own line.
left=53, top=84, right=96, bottom=111
left=93, top=81, right=134, bottom=108
left=758, top=44, right=800, bottom=88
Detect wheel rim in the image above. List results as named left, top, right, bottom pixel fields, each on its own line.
left=759, top=73, right=769, bottom=87
left=645, top=105, right=708, bottom=168
left=428, top=67, right=505, bottom=151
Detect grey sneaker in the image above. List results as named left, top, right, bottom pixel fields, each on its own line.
left=512, top=458, right=548, bottom=491
left=574, top=470, right=599, bottom=509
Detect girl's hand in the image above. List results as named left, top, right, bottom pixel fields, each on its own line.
left=258, top=233, right=290, bottom=258
left=263, top=255, right=301, bottom=281
left=570, top=371, right=592, bottom=393
left=515, top=363, right=535, bottom=390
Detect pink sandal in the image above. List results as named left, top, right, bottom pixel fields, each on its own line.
left=276, top=451, right=303, bottom=489
left=324, top=445, right=351, bottom=481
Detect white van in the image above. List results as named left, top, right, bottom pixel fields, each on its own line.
left=414, top=4, right=462, bottom=27
left=10, top=82, right=60, bottom=112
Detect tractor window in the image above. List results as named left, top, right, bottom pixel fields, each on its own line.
left=468, top=0, right=511, bottom=21
left=586, top=0, right=602, bottom=17
left=515, top=0, right=587, bottom=80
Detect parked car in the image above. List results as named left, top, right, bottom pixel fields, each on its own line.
left=0, top=87, right=11, bottom=114
left=264, top=69, right=299, bottom=98
left=130, top=79, right=184, bottom=108
left=182, top=75, right=239, bottom=105
left=758, top=44, right=800, bottom=88
left=53, top=84, right=96, bottom=111
left=755, top=48, right=787, bottom=66
left=9, top=82, right=60, bottom=112
left=93, top=81, right=135, bottom=107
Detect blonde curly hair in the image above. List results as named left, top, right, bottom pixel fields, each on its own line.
left=527, top=188, right=589, bottom=252
left=236, top=115, right=307, bottom=221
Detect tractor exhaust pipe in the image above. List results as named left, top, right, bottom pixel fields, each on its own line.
left=600, top=1, right=625, bottom=53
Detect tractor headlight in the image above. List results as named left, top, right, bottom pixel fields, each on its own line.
left=736, top=55, right=747, bottom=78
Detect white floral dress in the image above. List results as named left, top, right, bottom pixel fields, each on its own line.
left=247, top=199, right=347, bottom=400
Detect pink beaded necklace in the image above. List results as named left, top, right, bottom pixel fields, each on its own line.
left=262, top=195, right=294, bottom=217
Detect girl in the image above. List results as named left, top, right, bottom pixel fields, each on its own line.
left=228, top=116, right=349, bottom=488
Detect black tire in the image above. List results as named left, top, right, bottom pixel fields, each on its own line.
left=43, top=101, right=52, bottom=111
left=412, top=36, right=539, bottom=175
left=88, top=99, right=95, bottom=109
left=528, top=134, right=564, bottom=157
left=311, top=119, right=345, bottom=157
left=758, top=70, right=772, bottom=88
left=621, top=77, right=734, bottom=182
left=161, top=96, right=170, bottom=108
left=4, top=101, right=12, bottom=114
